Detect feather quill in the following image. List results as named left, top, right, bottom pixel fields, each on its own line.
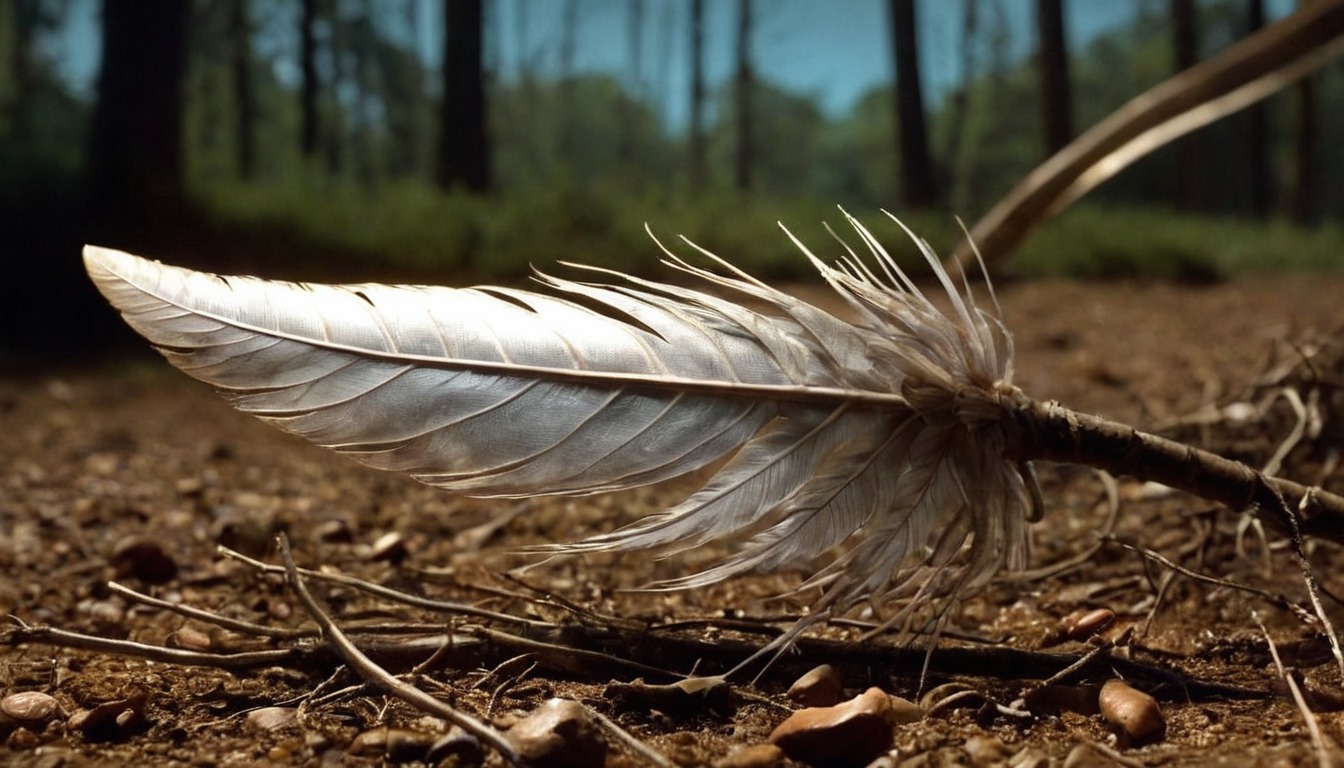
left=83, top=213, right=1035, bottom=613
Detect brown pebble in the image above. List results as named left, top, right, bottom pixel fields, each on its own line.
left=1, top=692, right=60, bottom=724
left=713, top=742, right=784, bottom=768
left=1098, top=679, right=1165, bottom=744
left=173, top=626, right=212, bottom=651
left=886, top=694, right=923, bottom=724
left=246, top=707, right=298, bottom=732
left=110, top=535, right=178, bottom=583
left=787, top=664, right=843, bottom=708
left=346, top=727, right=436, bottom=762
left=1060, top=607, right=1116, bottom=642
left=367, top=531, right=409, bottom=562
left=505, top=698, right=605, bottom=768
left=963, top=734, right=1011, bottom=763
left=768, top=686, right=893, bottom=767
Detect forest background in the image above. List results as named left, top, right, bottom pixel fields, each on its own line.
left=1, top=0, right=1342, bottom=359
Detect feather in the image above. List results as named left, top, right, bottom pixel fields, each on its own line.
left=83, top=212, right=1034, bottom=612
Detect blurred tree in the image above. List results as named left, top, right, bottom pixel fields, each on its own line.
left=889, top=0, right=939, bottom=209
left=1171, top=0, right=1199, bottom=210
left=734, top=0, right=754, bottom=192
left=1244, top=0, right=1271, bottom=217
left=86, top=0, right=189, bottom=237
left=1035, top=0, right=1072, bottom=155
left=620, top=0, right=643, bottom=170
left=228, top=0, right=256, bottom=180
left=299, top=0, right=319, bottom=160
left=689, top=0, right=706, bottom=189
left=437, top=0, right=489, bottom=193
left=939, top=0, right=979, bottom=210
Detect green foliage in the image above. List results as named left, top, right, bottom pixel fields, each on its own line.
left=1012, top=205, right=1344, bottom=280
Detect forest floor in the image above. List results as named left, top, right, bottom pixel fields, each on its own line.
left=4, top=273, right=1344, bottom=767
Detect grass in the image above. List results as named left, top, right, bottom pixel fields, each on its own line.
left=195, top=178, right=1344, bottom=285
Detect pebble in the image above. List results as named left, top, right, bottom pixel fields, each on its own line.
left=786, top=664, right=843, bottom=708
left=1058, top=607, right=1116, bottom=642
left=366, top=531, right=409, bottom=563
left=505, top=698, right=606, bottom=768
left=172, top=626, right=213, bottom=652
left=605, top=676, right=734, bottom=719
left=246, top=707, right=297, bottom=732
left=346, top=727, right=437, bottom=763
left=1008, top=746, right=1051, bottom=768
left=110, top=535, right=178, bottom=583
left=1, top=692, right=60, bottom=725
left=713, top=743, right=784, bottom=768
left=1098, top=679, right=1165, bottom=745
left=768, top=686, right=893, bottom=767
left=67, top=694, right=148, bottom=742
left=963, top=734, right=1012, bottom=763
left=426, top=726, right=483, bottom=766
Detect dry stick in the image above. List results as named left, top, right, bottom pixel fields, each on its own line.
left=998, top=396, right=1344, bottom=545
left=1253, top=611, right=1331, bottom=768
left=219, top=545, right=551, bottom=630
left=107, top=581, right=312, bottom=640
left=4, top=622, right=302, bottom=669
left=274, top=535, right=525, bottom=766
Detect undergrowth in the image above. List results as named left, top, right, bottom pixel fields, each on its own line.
left=196, top=178, right=1344, bottom=283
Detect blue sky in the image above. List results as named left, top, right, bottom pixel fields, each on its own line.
left=45, top=0, right=1295, bottom=130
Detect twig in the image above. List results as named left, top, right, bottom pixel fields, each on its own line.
left=1254, top=612, right=1331, bottom=768
left=1104, top=536, right=1303, bottom=616
left=108, top=580, right=312, bottom=639
left=587, top=707, right=679, bottom=768
left=275, top=534, right=525, bottom=766
left=4, top=622, right=304, bottom=669
left=220, top=545, right=551, bottom=630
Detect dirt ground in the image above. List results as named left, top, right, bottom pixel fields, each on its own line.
left=4, top=273, right=1344, bottom=767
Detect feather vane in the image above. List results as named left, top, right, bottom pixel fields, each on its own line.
left=84, top=212, right=1033, bottom=610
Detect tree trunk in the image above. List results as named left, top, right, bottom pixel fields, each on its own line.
left=1035, top=0, right=1072, bottom=155
left=1171, top=0, right=1199, bottom=210
left=86, top=0, right=189, bottom=238
left=229, top=0, right=257, bottom=181
left=734, top=0, right=754, bottom=193
left=1290, top=73, right=1317, bottom=223
left=889, top=0, right=938, bottom=209
left=300, top=0, right=320, bottom=160
left=688, top=0, right=706, bottom=189
left=437, top=0, right=489, bottom=193
left=619, top=0, right=643, bottom=170
left=1244, top=0, right=1271, bottom=217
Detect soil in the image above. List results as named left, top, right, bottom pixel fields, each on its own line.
left=4, top=273, right=1344, bottom=767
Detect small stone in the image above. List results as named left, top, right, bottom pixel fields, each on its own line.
left=768, top=686, right=893, bottom=767
left=787, top=664, right=843, bottom=708
left=963, top=734, right=1011, bottom=764
left=505, top=698, right=605, bottom=768
left=346, top=727, right=436, bottom=762
left=426, top=726, right=483, bottom=766
left=315, top=519, right=354, bottom=543
left=367, top=531, right=409, bottom=563
left=68, top=694, right=149, bottom=742
left=713, top=742, right=784, bottom=768
left=110, top=535, right=178, bottom=583
left=174, top=477, right=205, bottom=496
left=246, top=707, right=297, bottom=732
left=173, top=626, right=212, bottom=651
left=1098, top=679, right=1165, bottom=745
left=604, top=676, right=733, bottom=719
left=1058, top=607, right=1116, bottom=642
left=1008, top=746, right=1051, bottom=768
left=886, top=694, right=923, bottom=725
left=1, top=692, right=60, bottom=725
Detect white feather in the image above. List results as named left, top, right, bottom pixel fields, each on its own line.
left=83, top=213, right=1032, bottom=611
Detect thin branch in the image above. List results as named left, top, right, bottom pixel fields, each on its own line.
left=1254, top=612, right=1331, bottom=768
left=275, top=534, right=525, bottom=766
left=4, top=622, right=304, bottom=669
left=108, top=580, right=311, bottom=640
